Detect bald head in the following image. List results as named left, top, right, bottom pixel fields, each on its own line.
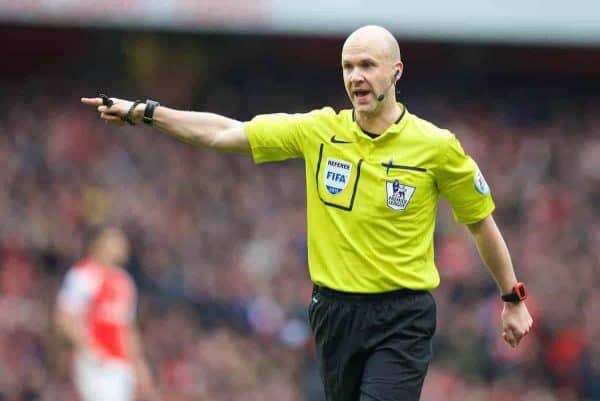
left=343, top=25, right=401, bottom=64
left=341, top=25, right=404, bottom=115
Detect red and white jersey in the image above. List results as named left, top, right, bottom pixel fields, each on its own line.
left=58, top=258, right=137, bottom=363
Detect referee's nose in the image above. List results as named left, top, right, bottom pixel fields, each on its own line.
left=348, top=70, right=365, bottom=84
left=347, top=71, right=366, bottom=90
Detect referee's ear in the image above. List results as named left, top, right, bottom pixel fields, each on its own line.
left=393, top=62, right=404, bottom=82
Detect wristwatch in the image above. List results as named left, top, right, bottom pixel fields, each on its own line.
left=143, top=99, right=160, bottom=125
left=501, top=282, right=528, bottom=303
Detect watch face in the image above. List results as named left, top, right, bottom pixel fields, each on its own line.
left=515, top=283, right=527, bottom=300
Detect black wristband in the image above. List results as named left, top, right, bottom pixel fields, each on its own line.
left=501, top=282, right=528, bottom=303
left=143, top=99, right=160, bottom=125
left=122, top=100, right=144, bottom=126
left=501, top=292, right=520, bottom=303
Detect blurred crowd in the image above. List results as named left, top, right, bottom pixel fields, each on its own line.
left=1, top=33, right=600, bottom=401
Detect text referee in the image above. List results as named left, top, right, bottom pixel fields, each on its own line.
left=82, top=25, right=533, bottom=401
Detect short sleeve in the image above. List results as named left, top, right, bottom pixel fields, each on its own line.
left=57, top=268, right=98, bottom=314
left=244, top=113, right=306, bottom=163
left=435, top=134, right=495, bottom=224
left=244, top=107, right=334, bottom=163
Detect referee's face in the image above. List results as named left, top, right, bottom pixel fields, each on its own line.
left=342, top=40, right=394, bottom=115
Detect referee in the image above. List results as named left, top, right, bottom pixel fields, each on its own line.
left=83, top=25, right=533, bottom=401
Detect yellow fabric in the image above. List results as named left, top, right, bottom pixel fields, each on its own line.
left=245, top=104, right=495, bottom=292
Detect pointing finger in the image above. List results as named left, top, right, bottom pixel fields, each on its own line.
left=81, top=97, right=103, bottom=106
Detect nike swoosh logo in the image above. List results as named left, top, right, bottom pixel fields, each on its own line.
left=331, top=135, right=352, bottom=144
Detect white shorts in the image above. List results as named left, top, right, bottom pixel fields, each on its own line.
left=73, top=352, right=134, bottom=401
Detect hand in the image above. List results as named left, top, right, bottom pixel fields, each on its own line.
left=501, top=301, right=533, bottom=348
left=81, top=96, right=144, bottom=126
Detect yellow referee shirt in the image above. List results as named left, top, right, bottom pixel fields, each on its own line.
left=245, top=104, right=495, bottom=292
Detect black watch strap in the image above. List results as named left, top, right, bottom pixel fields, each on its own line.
left=501, top=292, right=520, bottom=303
left=501, top=282, right=528, bottom=303
left=143, top=99, right=160, bottom=125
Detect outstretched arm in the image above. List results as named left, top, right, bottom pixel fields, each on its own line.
left=467, top=214, right=533, bottom=348
left=81, top=97, right=250, bottom=152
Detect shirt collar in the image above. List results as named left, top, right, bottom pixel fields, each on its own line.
left=351, top=103, right=409, bottom=140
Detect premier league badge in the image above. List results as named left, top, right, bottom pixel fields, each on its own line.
left=324, top=158, right=353, bottom=195
left=473, top=167, right=490, bottom=195
left=386, top=179, right=415, bottom=211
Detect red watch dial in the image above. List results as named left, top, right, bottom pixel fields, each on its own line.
left=514, top=282, right=527, bottom=300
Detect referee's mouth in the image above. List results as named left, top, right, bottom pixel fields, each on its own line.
left=353, top=90, right=372, bottom=104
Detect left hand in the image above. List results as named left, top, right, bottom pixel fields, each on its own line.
left=501, top=301, right=533, bottom=348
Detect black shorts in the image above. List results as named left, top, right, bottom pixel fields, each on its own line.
left=308, top=285, right=436, bottom=401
